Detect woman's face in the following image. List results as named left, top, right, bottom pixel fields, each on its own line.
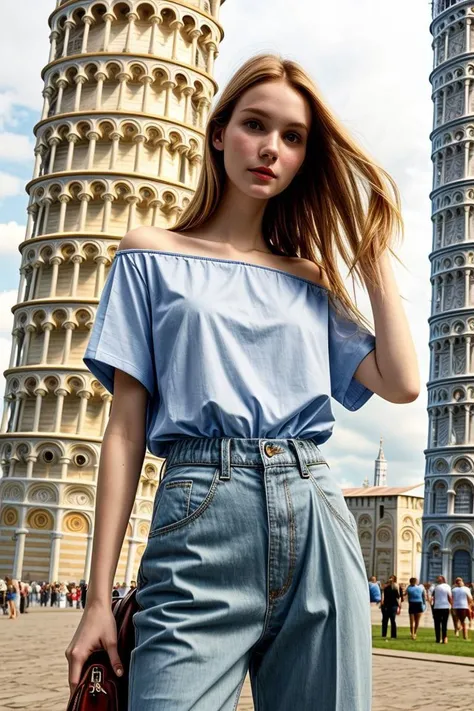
left=213, top=79, right=312, bottom=200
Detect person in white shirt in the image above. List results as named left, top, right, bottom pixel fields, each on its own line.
left=451, top=577, right=473, bottom=641
left=432, top=575, right=453, bottom=644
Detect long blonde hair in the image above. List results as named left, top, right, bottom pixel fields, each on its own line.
left=172, top=52, right=405, bottom=332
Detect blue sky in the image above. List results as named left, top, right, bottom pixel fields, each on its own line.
left=0, top=0, right=434, bottom=490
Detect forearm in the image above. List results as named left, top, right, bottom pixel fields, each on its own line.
left=86, top=430, right=145, bottom=607
left=364, top=250, right=420, bottom=399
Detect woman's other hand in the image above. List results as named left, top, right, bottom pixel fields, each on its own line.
left=65, top=600, right=123, bottom=697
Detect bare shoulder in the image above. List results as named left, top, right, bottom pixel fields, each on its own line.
left=117, top=226, right=176, bottom=252
left=287, top=257, right=331, bottom=290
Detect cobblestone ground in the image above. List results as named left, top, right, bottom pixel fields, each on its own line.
left=1, top=607, right=473, bottom=711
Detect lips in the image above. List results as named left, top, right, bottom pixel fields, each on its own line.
left=249, top=169, right=276, bottom=179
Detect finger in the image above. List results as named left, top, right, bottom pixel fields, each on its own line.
left=67, top=649, right=85, bottom=697
left=106, top=641, right=123, bottom=677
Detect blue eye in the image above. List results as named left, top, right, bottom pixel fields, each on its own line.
left=244, top=120, right=302, bottom=144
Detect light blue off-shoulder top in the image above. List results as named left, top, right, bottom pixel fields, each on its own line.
left=83, top=249, right=376, bottom=458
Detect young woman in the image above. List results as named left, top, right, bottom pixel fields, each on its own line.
left=380, top=575, right=402, bottom=640
left=4, top=576, right=18, bottom=620
left=65, top=53, right=419, bottom=710
left=406, top=576, right=426, bottom=640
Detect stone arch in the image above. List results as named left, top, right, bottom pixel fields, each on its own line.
left=63, top=511, right=90, bottom=534
left=431, top=479, right=448, bottom=513
left=377, top=527, right=392, bottom=544
left=27, top=483, right=59, bottom=505
left=0, top=506, right=19, bottom=527
left=0, top=482, right=25, bottom=503
left=138, top=520, right=150, bottom=538
left=27, top=508, right=54, bottom=530
left=446, top=526, right=474, bottom=549
left=63, top=485, right=94, bottom=508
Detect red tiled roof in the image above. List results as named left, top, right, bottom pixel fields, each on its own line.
left=342, top=484, right=424, bottom=497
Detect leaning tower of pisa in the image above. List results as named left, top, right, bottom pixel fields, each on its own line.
left=0, top=0, right=227, bottom=585
left=421, top=0, right=474, bottom=584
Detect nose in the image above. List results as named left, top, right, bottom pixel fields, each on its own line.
left=260, top=133, right=279, bottom=160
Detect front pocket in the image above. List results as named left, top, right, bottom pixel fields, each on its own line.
left=307, top=463, right=356, bottom=534
left=149, top=464, right=220, bottom=537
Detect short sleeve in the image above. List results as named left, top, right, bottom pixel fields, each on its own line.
left=328, top=296, right=376, bottom=411
left=83, top=252, right=155, bottom=396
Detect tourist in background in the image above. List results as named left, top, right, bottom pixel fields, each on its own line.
left=451, top=577, right=473, bottom=641
left=406, top=577, right=426, bottom=640
left=79, top=580, right=88, bottom=609
left=380, top=574, right=402, bottom=640
left=50, top=582, right=59, bottom=607
left=5, top=576, right=19, bottom=620
left=59, top=582, right=67, bottom=608
left=19, top=580, right=29, bottom=614
left=368, top=576, right=381, bottom=607
left=40, top=582, right=49, bottom=606
left=432, top=575, right=452, bottom=644
left=0, top=578, right=7, bottom=615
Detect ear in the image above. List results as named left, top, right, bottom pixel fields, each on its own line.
left=212, top=126, right=225, bottom=151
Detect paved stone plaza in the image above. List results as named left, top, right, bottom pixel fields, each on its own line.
left=1, top=607, right=474, bottom=711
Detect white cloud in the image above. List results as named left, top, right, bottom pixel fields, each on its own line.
left=0, top=133, right=35, bottom=162
left=0, top=289, right=17, bottom=332
left=0, top=171, right=24, bottom=199
left=0, top=290, right=16, bottom=401
left=0, top=222, right=26, bottom=255
left=0, top=3, right=51, bottom=120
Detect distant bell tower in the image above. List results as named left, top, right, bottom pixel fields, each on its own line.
left=421, top=0, right=474, bottom=584
left=373, top=436, right=387, bottom=487
left=0, top=0, right=227, bottom=584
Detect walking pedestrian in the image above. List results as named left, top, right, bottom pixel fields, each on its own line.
left=65, top=52, right=418, bottom=710
left=381, top=575, right=402, bottom=640
left=406, top=577, right=426, bottom=640
left=451, top=577, right=473, bottom=641
left=432, top=575, right=453, bottom=644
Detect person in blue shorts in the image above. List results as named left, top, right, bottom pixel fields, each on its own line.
left=406, top=577, right=426, bottom=640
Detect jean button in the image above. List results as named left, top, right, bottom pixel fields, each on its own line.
left=264, top=442, right=285, bottom=457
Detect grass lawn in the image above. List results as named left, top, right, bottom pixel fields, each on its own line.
left=371, top=625, right=474, bottom=657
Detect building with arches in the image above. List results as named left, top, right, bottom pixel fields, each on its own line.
left=343, top=438, right=424, bottom=583
left=0, top=0, right=226, bottom=583
left=421, top=0, right=474, bottom=584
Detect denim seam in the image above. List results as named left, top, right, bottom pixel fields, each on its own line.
left=308, top=472, right=356, bottom=535
left=148, top=468, right=220, bottom=537
left=164, top=458, right=325, bottom=470
left=231, top=671, right=249, bottom=711
left=269, top=479, right=296, bottom=600
left=161, top=461, right=221, bottom=478
left=164, top=480, right=193, bottom=517
left=248, top=446, right=277, bottom=654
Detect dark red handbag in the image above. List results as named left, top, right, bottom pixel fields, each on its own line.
left=66, top=587, right=139, bottom=711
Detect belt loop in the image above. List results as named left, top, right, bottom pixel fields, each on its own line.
left=220, top=437, right=231, bottom=481
left=290, top=438, right=310, bottom=478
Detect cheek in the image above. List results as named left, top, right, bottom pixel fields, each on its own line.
left=229, top=131, right=255, bottom=158
left=283, top=149, right=305, bottom=175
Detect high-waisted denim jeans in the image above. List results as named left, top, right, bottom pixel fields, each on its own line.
left=129, top=437, right=372, bottom=710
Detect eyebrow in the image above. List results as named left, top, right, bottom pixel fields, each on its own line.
left=239, top=107, right=308, bottom=132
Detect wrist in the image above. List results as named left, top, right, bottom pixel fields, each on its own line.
left=85, top=595, right=112, bottom=610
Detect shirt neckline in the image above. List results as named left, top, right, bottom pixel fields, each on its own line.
left=117, top=248, right=329, bottom=293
